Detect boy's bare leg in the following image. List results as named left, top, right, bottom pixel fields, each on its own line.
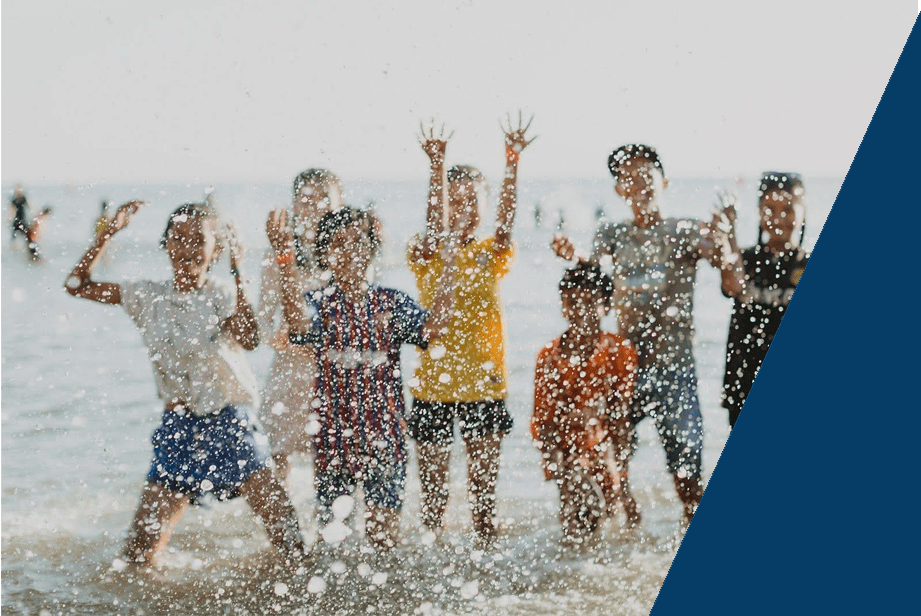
left=618, top=469, right=641, bottom=527
left=465, top=433, right=502, bottom=547
left=417, top=442, right=451, bottom=532
left=272, top=452, right=292, bottom=482
left=123, top=482, right=189, bottom=565
left=240, top=467, right=307, bottom=563
left=674, top=473, right=703, bottom=526
left=601, top=448, right=641, bottom=527
left=559, top=463, right=603, bottom=547
left=366, top=506, right=400, bottom=552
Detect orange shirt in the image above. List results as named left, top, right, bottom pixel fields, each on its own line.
left=532, top=332, right=637, bottom=480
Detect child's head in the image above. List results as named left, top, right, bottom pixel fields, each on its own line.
left=559, top=262, right=613, bottom=329
left=292, top=168, right=343, bottom=224
left=447, top=165, right=488, bottom=240
left=315, top=206, right=382, bottom=283
left=757, top=171, right=805, bottom=249
left=608, top=144, right=668, bottom=216
left=160, top=203, right=222, bottom=276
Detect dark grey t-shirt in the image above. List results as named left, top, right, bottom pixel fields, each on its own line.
left=593, top=217, right=710, bottom=371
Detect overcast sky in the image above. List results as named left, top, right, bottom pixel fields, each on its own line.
left=2, top=1, right=916, bottom=184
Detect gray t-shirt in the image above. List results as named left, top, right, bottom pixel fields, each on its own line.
left=593, top=217, right=710, bottom=371
left=121, top=279, right=259, bottom=415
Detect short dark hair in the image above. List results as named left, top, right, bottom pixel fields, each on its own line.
left=608, top=144, right=665, bottom=181
left=159, top=202, right=218, bottom=249
left=315, top=205, right=381, bottom=270
left=559, top=262, right=614, bottom=308
left=758, top=171, right=805, bottom=199
left=293, top=168, right=342, bottom=201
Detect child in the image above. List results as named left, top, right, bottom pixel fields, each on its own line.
left=532, top=263, right=638, bottom=545
left=721, top=172, right=809, bottom=428
left=266, top=205, right=460, bottom=551
left=257, top=168, right=342, bottom=479
left=552, top=144, right=737, bottom=525
left=407, top=114, right=535, bottom=546
left=64, top=200, right=306, bottom=566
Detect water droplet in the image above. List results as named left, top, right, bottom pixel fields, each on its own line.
left=307, top=576, right=326, bottom=594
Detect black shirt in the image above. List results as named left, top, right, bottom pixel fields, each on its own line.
left=722, top=245, right=809, bottom=412
left=11, top=194, right=29, bottom=232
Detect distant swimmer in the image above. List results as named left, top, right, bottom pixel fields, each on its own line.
left=9, top=183, right=30, bottom=242
left=25, top=207, right=53, bottom=261
left=64, top=200, right=307, bottom=568
left=94, top=200, right=112, bottom=237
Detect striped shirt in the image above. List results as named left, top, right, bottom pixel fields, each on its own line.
left=291, top=285, right=429, bottom=474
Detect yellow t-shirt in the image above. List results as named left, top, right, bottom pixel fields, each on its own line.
left=407, top=236, right=515, bottom=402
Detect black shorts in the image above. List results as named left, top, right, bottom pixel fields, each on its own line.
left=408, top=399, right=513, bottom=444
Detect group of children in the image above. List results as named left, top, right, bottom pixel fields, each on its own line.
left=62, top=112, right=809, bottom=563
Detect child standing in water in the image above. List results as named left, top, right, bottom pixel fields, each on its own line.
left=532, top=263, right=638, bottom=546
left=407, top=114, right=535, bottom=547
left=721, top=172, right=809, bottom=428
left=257, top=169, right=342, bottom=479
left=552, top=144, right=738, bottom=525
left=267, top=206, right=460, bottom=552
left=65, top=201, right=306, bottom=566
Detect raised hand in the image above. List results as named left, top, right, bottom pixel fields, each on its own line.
left=713, top=188, right=737, bottom=230
left=502, top=110, right=537, bottom=163
left=105, top=200, right=146, bottom=237
left=223, top=222, right=243, bottom=272
left=418, top=119, right=453, bottom=165
left=551, top=234, right=576, bottom=261
left=266, top=209, right=294, bottom=255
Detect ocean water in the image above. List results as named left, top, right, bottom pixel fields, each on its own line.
left=1, top=177, right=838, bottom=615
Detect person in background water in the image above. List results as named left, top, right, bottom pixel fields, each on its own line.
left=268, top=205, right=461, bottom=552
left=9, top=183, right=30, bottom=242
left=532, top=263, right=638, bottom=547
left=95, top=200, right=112, bottom=237
left=25, top=206, right=53, bottom=261
left=720, top=172, right=809, bottom=428
left=406, top=113, right=535, bottom=548
left=64, top=200, right=306, bottom=567
left=257, top=168, right=342, bottom=480
left=551, top=144, right=740, bottom=526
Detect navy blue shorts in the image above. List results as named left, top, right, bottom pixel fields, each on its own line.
left=146, top=406, right=271, bottom=502
left=630, top=365, right=703, bottom=479
left=408, top=399, right=513, bottom=444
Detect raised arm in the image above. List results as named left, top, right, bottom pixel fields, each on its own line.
left=412, top=121, right=452, bottom=262
left=421, top=227, right=461, bottom=341
left=219, top=224, right=260, bottom=351
left=64, top=200, right=145, bottom=304
left=266, top=209, right=313, bottom=339
left=705, top=190, right=746, bottom=300
left=495, top=111, right=536, bottom=253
